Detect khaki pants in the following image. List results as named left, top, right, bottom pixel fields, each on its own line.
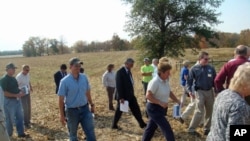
left=181, top=91, right=204, bottom=124
left=188, top=89, right=214, bottom=132
left=21, top=94, right=31, bottom=127
left=0, top=121, right=10, bottom=141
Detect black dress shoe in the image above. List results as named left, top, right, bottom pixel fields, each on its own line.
left=140, top=123, right=147, bottom=128
left=177, top=117, right=184, bottom=124
left=111, top=125, right=122, bottom=130
left=25, top=124, right=31, bottom=129
left=18, top=133, right=29, bottom=138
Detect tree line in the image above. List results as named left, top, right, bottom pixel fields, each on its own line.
left=1, top=29, right=249, bottom=57
left=215, top=29, right=250, bottom=48
left=21, top=34, right=132, bottom=57
left=19, top=29, right=250, bottom=57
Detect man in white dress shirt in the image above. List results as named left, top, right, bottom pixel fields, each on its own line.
left=151, top=58, right=159, bottom=78
left=16, top=65, right=33, bottom=129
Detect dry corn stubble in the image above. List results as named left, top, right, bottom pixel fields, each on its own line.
left=0, top=48, right=234, bottom=141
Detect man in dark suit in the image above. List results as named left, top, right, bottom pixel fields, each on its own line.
left=54, top=64, right=67, bottom=94
left=111, top=58, right=147, bottom=129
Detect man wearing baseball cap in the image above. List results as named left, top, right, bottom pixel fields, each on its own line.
left=0, top=63, right=28, bottom=138
left=141, top=58, right=154, bottom=102
left=58, top=57, right=96, bottom=141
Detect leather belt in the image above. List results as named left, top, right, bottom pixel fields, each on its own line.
left=4, top=96, right=17, bottom=99
left=197, top=88, right=211, bottom=91
left=68, top=103, right=88, bottom=109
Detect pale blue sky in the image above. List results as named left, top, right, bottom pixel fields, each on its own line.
left=215, top=0, right=250, bottom=33
left=0, top=0, right=249, bottom=51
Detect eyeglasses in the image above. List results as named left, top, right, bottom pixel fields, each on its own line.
left=204, top=58, right=210, bottom=61
left=73, top=64, right=81, bottom=68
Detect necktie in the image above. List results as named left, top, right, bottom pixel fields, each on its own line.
left=62, top=72, right=66, bottom=77
left=128, top=70, right=134, bottom=85
left=127, top=70, right=131, bottom=76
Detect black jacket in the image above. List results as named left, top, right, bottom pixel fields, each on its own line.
left=54, top=71, right=66, bottom=94
left=115, top=67, right=134, bottom=100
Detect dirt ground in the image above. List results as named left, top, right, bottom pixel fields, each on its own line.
left=0, top=49, right=232, bottom=141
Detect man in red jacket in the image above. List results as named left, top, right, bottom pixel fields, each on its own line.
left=214, top=45, right=249, bottom=93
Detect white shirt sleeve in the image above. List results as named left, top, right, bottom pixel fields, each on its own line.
left=102, top=72, right=108, bottom=87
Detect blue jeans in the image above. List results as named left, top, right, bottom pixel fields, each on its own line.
left=66, top=104, right=96, bottom=141
left=142, top=103, right=175, bottom=141
left=4, top=98, right=25, bottom=136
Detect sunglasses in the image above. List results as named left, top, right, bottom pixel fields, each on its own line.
left=204, top=58, right=210, bottom=61
left=73, top=64, right=81, bottom=68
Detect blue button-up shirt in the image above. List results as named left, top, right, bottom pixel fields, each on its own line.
left=180, top=66, right=189, bottom=86
left=187, top=64, right=216, bottom=92
left=58, top=73, right=90, bottom=108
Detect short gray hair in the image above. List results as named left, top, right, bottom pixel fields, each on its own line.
left=69, top=57, right=81, bottom=65
left=235, top=45, right=248, bottom=56
left=152, top=58, right=158, bottom=63
left=125, top=58, right=134, bottom=64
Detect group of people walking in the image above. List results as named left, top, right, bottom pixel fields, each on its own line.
left=54, top=56, right=180, bottom=141
left=1, top=44, right=250, bottom=141
left=104, top=57, right=181, bottom=141
left=179, top=45, right=250, bottom=141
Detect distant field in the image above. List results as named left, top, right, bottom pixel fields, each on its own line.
left=0, top=48, right=234, bottom=141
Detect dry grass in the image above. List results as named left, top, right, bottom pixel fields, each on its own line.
left=0, top=48, right=234, bottom=141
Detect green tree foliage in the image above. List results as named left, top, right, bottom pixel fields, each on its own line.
left=22, top=37, right=70, bottom=57
left=123, top=0, right=223, bottom=58
left=22, top=37, right=46, bottom=57
left=72, top=40, right=88, bottom=53
left=216, top=32, right=240, bottom=47
left=22, top=37, right=39, bottom=57
left=36, top=38, right=46, bottom=56
left=49, top=39, right=59, bottom=55
left=71, top=34, right=133, bottom=53
left=112, top=34, right=125, bottom=50
left=239, top=29, right=250, bottom=46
